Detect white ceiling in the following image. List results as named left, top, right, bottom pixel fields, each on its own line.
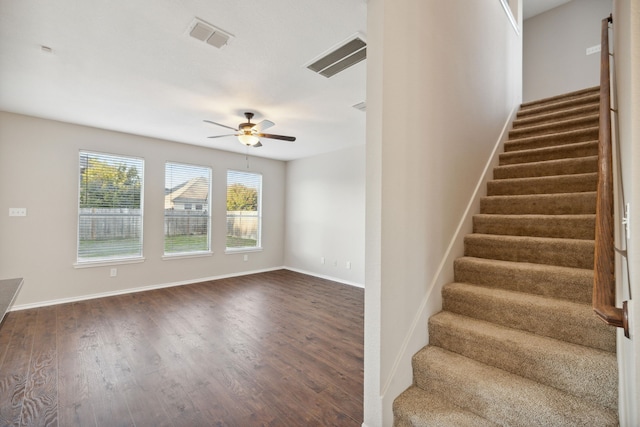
left=0, top=0, right=367, bottom=161
left=523, top=0, right=572, bottom=20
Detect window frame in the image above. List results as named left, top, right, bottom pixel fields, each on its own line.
left=75, top=150, right=145, bottom=267
left=225, top=169, right=263, bottom=253
left=163, top=161, right=212, bottom=258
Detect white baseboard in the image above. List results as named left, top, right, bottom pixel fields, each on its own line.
left=11, top=266, right=285, bottom=311
left=284, top=266, right=365, bottom=288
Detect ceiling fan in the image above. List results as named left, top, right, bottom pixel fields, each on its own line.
left=204, top=112, right=296, bottom=147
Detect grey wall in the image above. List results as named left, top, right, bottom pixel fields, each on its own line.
left=284, top=145, right=365, bottom=286
left=523, top=0, right=613, bottom=102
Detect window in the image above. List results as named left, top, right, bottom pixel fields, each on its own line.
left=77, top=151, right=144, bottom=263
left=164, top=162, right=211, bottom=255
left=226, top=170, right=262, bottom=251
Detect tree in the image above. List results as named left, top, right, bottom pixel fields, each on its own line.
left=80, top=158, right=141, bottom=208
left=226, top=183, right=257, bottom=211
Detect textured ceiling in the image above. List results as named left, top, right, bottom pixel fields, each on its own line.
left=0, top=0, right=367, bottom=161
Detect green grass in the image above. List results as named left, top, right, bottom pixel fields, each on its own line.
left=226, top=235, right=257, bottom=249
left=78, top=238, right=141, bottom=258
left=165, top=234, right=208, bottom=253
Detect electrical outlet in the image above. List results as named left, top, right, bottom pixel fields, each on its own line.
left=321, top=257, right=325, bottom=264
left=243, top=254, right=249, bottom=262
left=586, top=44, right=601, bottom=55
left=8, top=208, right=27, bottom=217
left=346, top=261, right=351, bottom=269
left=110, top=268, right=117, bottom=277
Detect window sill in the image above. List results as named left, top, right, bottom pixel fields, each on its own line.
left=74, top=257, right=145, bottom=269
left=162, top=251, right=213, bottom=261
left=225, top=247, right=263, bottom=255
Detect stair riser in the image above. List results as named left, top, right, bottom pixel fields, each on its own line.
left=481, top=193, right=596, bottom=215
left=513, top=104, right=599, bottom=128
left=412, top=347, right=617, bottom=427
left=453, top=257, right=593, bottom=303
left=493, top=156, right=597, bottom=179
left=487, top=173, right=597, bottom=196
left=472, top=215, right=595, bottom=240
left=428, top=314, right=618, bottom=411
left=464, top=235, right=594, bottom=269
left=441, top=283, right=616, bottom=352
left=505, top=128, right=598, bottom=152
left=500, top=142, right=598, bottom=165
left=509, top=116, right=599, bottom=140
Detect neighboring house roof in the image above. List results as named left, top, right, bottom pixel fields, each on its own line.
left=164, top=177, right=209, bottom=209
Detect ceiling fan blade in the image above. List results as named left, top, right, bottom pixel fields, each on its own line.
left=254, top=141, right=263, bottom=147
left=207, top=134, right=238, bottom=139
left=258, top=133, right=296, bottom=142
left=203, top=119, right=238, bottom=131
left=254, top=120, right=275, bottom=132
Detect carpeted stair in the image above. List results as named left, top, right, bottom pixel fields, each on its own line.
left=393, top=86, right=618, bottom=426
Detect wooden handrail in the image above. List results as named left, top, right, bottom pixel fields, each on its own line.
left=593, top=14, right=629, bottom=338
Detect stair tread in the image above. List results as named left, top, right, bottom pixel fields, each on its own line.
left=481, top=192, right=596, bottom=215
left=510, top=113, right=599, bottom=136
left=513, top=103, right=599, bottom=128
left=493, top=155, right=598, bottom=179
left=473, top=213, right=595, bottom=239
left=412, top=346, right=618, bottom=427
left=519, top=87, right=599, bottom=110
left=487, top=172, right=597, bottom=196
left=464, top=233, right=594, bottom=269
left=393, top=386, right=498, bottom=427
left=504, top=127, right=598, bottom=152
left=500, top=140, right=598, bottom=165
left=442, top=282, right=615, bottom=352
left=455, top=256, right=593, bottom=303
left=429, top=311, right=617, bottom=410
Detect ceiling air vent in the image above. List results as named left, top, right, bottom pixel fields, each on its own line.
left=352, top=101, right=366, bottom=112
left=188, top=18, right=233, bottom=49
left=307, top=35, right=366, bottom=78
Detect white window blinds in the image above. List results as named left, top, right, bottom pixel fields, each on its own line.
left=164, top=162, right=211, bottom=255
left=77, top=151, right=144, bottom=263
left=226, top=170, right=262, bottom=250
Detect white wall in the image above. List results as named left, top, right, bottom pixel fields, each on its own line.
left=284, top=145, right=365, bottom=286
left=364, top=1, right=522, bottom=425
left=0, top=112, right=286, bottom=307
left=523, top=0, right=612, bottom=102
left=612, top=1, right=639, bottom=425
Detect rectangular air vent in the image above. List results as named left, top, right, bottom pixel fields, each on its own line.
left=188, top=18, right=233, bottom=49
left=307, top=35, right=366, bottom=78
left=352, top=101, right=366, bottom=112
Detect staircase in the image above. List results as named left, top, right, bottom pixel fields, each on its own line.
left=393, top=87, right=618, bottom=426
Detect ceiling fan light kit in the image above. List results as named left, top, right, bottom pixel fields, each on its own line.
left=238, top=134, right=260, bottom=146
left=204, top=112, right=296, bottom=148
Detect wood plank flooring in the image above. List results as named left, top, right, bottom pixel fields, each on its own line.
left=0, top=270, right=364, bottom=426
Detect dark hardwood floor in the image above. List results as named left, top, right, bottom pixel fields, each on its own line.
left=0, top=270, right=364, bottom=426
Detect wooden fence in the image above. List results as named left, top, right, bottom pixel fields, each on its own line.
left=227, top=211, right=259, bottom=240
left=78, top=208, right=142, bottom=240
left=79, top=209, right=257, bottom=240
